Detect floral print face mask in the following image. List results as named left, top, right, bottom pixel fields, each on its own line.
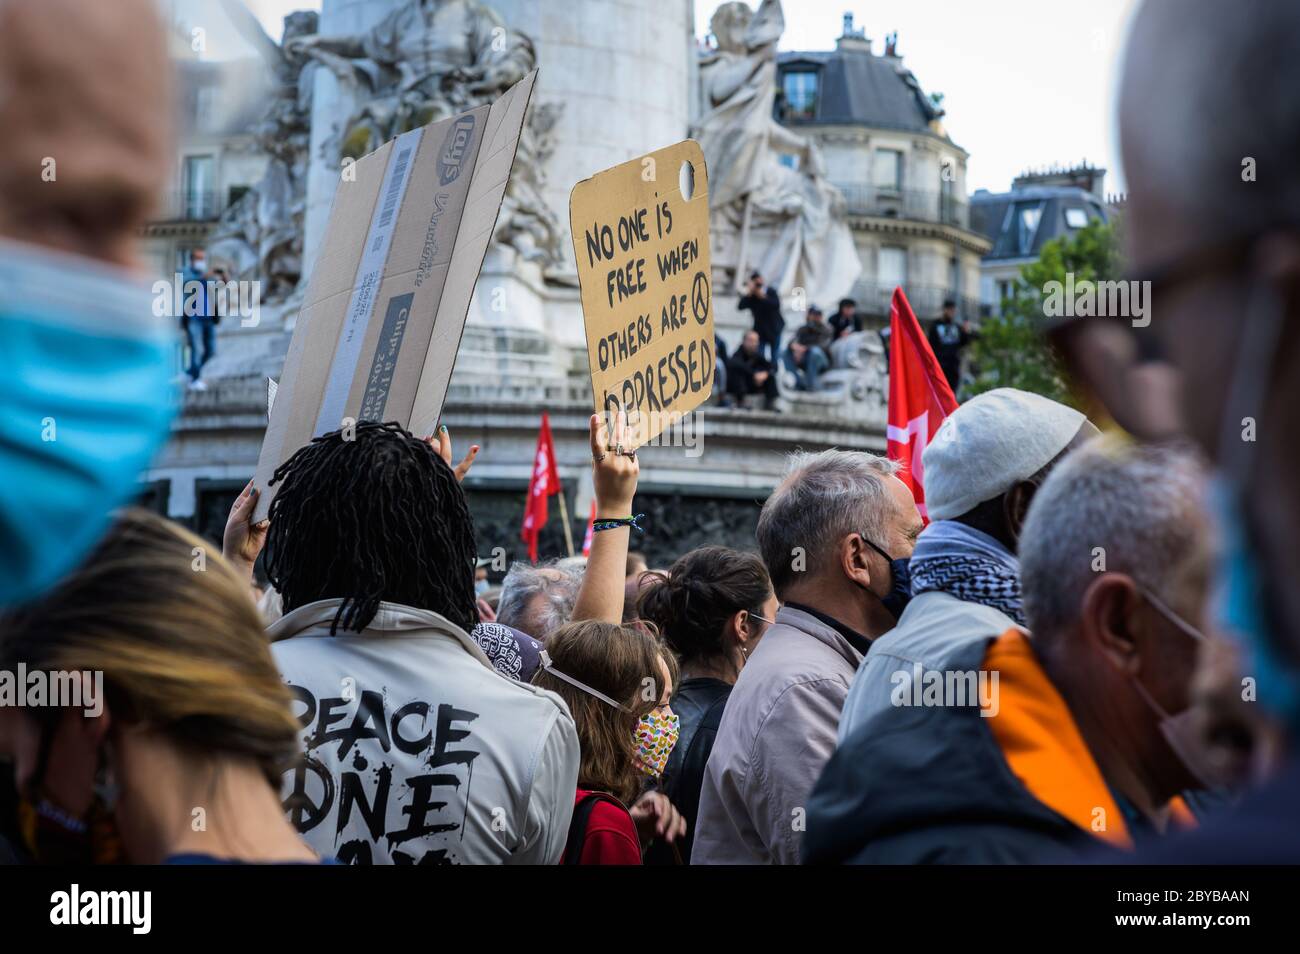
left=538, top=650, right=680, bottom=777
left=633, top=707, right=680, bottom=778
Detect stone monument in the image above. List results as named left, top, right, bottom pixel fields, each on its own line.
left=149, top=0, right=888, bottom=563
left=694, top=0, right=861, bottom=307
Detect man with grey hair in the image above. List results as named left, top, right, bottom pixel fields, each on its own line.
left=1047, top=0, right=1300, bottom=862
left=693, top=449, right=922, bottom=864
left=806, top=439, right=1215, bottom=863
left=838, top=388, right=1097, bottom=742
left=496, top=560, right=583, bottom=641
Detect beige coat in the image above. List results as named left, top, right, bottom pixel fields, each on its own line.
left=692, top=605, right=863, bottom=864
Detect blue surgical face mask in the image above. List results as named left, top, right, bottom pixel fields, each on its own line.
left=1206, top=279, right=1300, bottom=731
left=1207, top=479, right=1300, bottom=728
left=0, top=238, right=177, bottom=607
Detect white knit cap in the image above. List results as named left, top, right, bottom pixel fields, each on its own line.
left=922, top=388, right=1086, bottom=521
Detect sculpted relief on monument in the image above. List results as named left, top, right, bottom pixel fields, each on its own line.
left=212, top=0, right=563, bottom=302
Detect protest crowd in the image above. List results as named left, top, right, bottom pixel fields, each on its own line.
left=2, top=0, right=1300, bottom=873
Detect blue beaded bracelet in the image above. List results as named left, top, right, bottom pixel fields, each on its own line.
left=592, top=513, right=646, bottom=533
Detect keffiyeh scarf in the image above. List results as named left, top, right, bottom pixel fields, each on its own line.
left=907, top=520, right=1026, bottom=626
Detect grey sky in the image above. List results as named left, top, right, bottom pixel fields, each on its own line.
left=168, top=0, right=1138, bottom=194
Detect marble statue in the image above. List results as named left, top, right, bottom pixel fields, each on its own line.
left=207, top=6, right=319, bottom=303
left=695, top=0, right=861, bottom=304
left=286, top=0, right=563, bottom=267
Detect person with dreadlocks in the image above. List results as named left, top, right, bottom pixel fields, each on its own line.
left=225, top=420, right=579, bottom=864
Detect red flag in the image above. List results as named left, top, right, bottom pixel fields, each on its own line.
left=887, top=287, right=958, bottom=521
left=521, top=412, right=561, bottom=562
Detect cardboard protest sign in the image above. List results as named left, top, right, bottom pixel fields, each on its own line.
left=570, top=140, right=714, bottom=450
left=251, top=71, right=538, bottom=521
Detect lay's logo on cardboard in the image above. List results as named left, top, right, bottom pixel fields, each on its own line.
left=438, top=116, right=476, bottom=185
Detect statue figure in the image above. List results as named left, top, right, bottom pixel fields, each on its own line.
left=695, top=0, right=861, bottom=303
left=286, top=0, right=563, bottom=267
left=207, top=6, right=319, bottom=303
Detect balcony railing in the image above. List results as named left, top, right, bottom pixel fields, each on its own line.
left=831, top=183, right=969, bottom=229
left=847, top=280, right=982, bottom=322
left=154, top=189, right=221, bottom=223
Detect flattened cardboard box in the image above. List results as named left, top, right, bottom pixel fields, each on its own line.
left=252, top=71, right=537, bottom=521
left=570, top=140, right=714, bottom=450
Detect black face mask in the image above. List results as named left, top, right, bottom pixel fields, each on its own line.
left=860, top=535, right=912, bottom=621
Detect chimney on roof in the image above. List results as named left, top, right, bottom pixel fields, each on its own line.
left=884, top=31, right=899, bottom=59
left=1012, top=161, right=1108, bottom=200
left=837, top=11, right=872, bottom=53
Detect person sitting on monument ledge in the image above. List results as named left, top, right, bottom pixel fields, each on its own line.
left=782, top=339, right=830, bottom=393
left=792, top=304, right=834, bottom=356
left=830, top=298, right=861, bottom=340
left=725, top=329, right=781, bottom=411
left=222, top=420, right=580, bottom=864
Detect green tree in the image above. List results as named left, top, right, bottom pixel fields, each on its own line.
left=965, top=218, right=1122, bottom=405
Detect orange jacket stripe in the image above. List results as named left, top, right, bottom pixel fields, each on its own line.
left=982, top=628, right=1133, bottom=849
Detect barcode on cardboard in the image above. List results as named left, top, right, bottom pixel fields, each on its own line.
left=378, top=146, right=412, bottom=231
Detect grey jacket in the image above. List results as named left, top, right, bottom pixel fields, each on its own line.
left=692, top=605, right=863, bottom=864
left=838, top=590, right=1019, bottom=743
left=269, top=599, right=580, bottom=865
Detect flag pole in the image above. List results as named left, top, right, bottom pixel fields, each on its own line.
left=556, top=482, right=576, bottom=558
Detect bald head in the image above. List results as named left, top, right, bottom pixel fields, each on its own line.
left=0, top=0, right=173, bottom=267
left=1119, top=0, right=1300, bottom=264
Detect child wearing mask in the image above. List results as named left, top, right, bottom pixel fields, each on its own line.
left=534, top=620, right=687, bottom=864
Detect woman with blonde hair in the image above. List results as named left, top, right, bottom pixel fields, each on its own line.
left=534, top=619, right=687, bottom=864
left=0, top=508, right=317, bottom=864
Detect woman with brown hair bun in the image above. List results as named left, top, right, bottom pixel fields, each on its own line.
left=636, top=546, right=777, bottom=864
left=533, top=619, right=686, bottom=864
left=0, top=508, right=318, bottom=864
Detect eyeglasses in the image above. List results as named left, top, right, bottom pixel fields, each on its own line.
left=859, top=534, right=897, bottom=563
left=1138, top=584, right=1206, bottom=643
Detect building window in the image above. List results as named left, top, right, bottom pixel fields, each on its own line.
left=783, top=71, right=818, bottom=119
left=1064, top=207, right=1090, bottom=229
left=195, top=85, right=219, bottom=131
left=874, top=149, right=903, bottom=191
left=1016, top=201, right=1043, bottom=255
left=878, top=246, right=907, bottom=291
left=182, top=155, right=216, bottom=220
left=940, top=168, right=957, bottom=223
